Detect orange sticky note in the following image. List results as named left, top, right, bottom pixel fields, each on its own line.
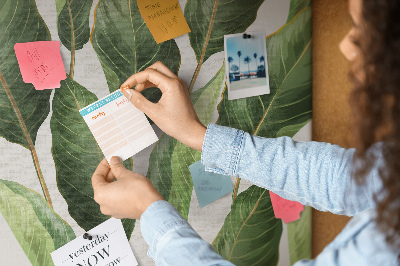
left=137, top=0, right=191, bottom=44
left=14, top=41, right=66, bottom=90
left=269, top=191, right=304, bottom=223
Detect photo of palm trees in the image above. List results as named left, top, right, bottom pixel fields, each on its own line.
left=225, top=31, right=270, bottom=100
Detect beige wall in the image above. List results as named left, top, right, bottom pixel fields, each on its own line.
left=312, top=0, right=354, bottom=257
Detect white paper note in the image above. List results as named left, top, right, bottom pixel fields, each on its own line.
left=79, top=90, right=158, bottom=162
left=51, top=218, right=138, bottom=266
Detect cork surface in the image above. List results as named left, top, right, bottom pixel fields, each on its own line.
left=312, top=0, right=354, bottom=257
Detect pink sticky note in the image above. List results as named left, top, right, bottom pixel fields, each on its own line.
left=14, top=41, right=66, bottom=90
left=269, top=191, right=304, bottom=223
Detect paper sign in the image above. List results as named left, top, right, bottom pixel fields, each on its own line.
left=189, top=161, right=233, bottom=208
left=137, top=0, right=191, bottom=44
left=79, top=90, right=158, bottom=162
left=269, top=191, right=304, bottom=223
left=51, top=218, right=137, bottom=266
left=14, top=41, right=66, bottom=90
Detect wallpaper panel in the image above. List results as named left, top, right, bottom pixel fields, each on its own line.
left=0, top=0, right=311, bottom=265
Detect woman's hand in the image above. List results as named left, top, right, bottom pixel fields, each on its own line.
left=120, top=61, right=206, bottom=151
left=91, top=157, right=164, bottom=219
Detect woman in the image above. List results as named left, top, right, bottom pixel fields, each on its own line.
left=91, top=0, right=400, bottom=264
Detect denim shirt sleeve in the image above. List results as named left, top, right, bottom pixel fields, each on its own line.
left=140, top=200, right=235, bottom=265
left=201, top=124, right=383, bottom=216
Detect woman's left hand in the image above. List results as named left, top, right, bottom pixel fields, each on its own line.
left=91, top=157, right=164, bottom=219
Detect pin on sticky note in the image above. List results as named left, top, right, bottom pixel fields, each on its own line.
left=189, top=161, right=233, bottom=208
left=14, top=41, right=66, bottom=90
left=269, top=191, right=304, bottom=223
left=137, top=0, right=191, bottom=44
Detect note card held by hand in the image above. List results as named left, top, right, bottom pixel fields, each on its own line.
left=80, top=90, right=158, bottom=162
left=137, top=0, right=191, bottom=44
left=269, top=191, right=304, bottom=223
left=14, top=41, right=66, bottom=90
left=189, top=161, right=233, bottom=208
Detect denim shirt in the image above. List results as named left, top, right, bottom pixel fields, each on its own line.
left=140, top=124, right=399, bottom=265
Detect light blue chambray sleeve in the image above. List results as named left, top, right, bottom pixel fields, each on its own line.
left=201, top=124, right=383, bottom=216
left=140, top=200, right=234, bottom=265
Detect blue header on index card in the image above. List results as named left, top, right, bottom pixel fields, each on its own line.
left=79, top=90, right=123, bottom=116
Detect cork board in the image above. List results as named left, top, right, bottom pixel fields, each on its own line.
left=312, top=0, right=354, bottom=257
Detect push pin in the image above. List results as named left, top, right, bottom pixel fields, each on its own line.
left=83, top=233, right=94, bottom=240
left=243, top=33, right=252, bottom=39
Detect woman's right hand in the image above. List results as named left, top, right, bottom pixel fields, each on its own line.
left=120, top=61, right=206, bottom=151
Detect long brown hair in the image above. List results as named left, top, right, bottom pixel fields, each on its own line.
left=350, top=0, right=400, bottom=253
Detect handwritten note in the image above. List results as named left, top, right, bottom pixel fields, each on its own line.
left=14, top=41, right=66, bottom=90
left=79, top=90, right=158, bottom=162
left=51, top=218, right=138, bottom=266
left=137, top=0, right=191, bottom=44
left=189, top=161, right=233, bottom=208
left=269, top=191, right=304, bottom=223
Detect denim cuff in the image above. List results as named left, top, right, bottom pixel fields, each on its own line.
left=201, top=124, right=244, bottom=176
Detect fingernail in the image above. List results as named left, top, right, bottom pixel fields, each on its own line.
left=120, top=85, right=129, bottom=93
left=110, top=156, right=122, bottom=165
left=123, top=89, right=133, bottom=100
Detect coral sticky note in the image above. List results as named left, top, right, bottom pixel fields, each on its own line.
left=14, top=41, right=66, bottom=90
left=269, top=191, right=304, bottom=223
left=137, top=0, right=191, bottom=44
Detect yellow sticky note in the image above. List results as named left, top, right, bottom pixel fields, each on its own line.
left=137, top=0, right=191, bottom=44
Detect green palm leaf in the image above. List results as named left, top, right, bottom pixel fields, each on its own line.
left=287, top=206, right=312, bottom=265
left=0, top=0, right=53, bottom=204
left=212, top=185, right=282, bottom=265
left=147, top=65, right=225, bottom=219
left=0, top=179, right=75, bottom=266
left=217, top=7, right=312, bottom=138
left=184, top=0, right=264, bottom=91
left=213, top=5, right=312, bottom=264
left=286, top=0, right=311, bottom=23
left=55, top=0, right=93, bottom=76
left=91, top=0, right=180, bottom=102
left=50, top=76, right=135, bottom=238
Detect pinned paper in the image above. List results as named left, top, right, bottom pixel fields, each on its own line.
left=79, top=90, right=158, bottom=162
left=14, top=41, right=66, bottom=90
left=137, top=0, right=191, bottom=44
left=269, top=191, right=304, bottom=223
left=51, top=218, right=138, bottom=266
left=224, top=31, right=270, bottom=100
left=189, top=161, right=233, bottom=208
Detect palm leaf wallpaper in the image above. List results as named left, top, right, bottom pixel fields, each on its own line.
left=0, top=0, right=312, bottom=265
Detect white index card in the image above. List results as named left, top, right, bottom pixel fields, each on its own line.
left=79, top=90, right=158, bottom=162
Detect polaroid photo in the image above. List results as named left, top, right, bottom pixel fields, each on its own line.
left=224, top=31, right=270, bottom=100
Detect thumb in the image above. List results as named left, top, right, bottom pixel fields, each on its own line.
left=109, top=156, right=128, bottom=179
left=122, top=88, right=155, bottom=116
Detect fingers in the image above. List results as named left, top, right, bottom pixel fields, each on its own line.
left=123, top=62, right=180, bottom=92
left=105, top=169, right=116, bottom=183
left=121, top=88, right=158, bottom=117
left=135, top=81, right=156, bottom=92
left=147, top=61, right=177, bottom=79
left=120, top=68, right=174, bottom=94
left=92, top=158, right=110, bottom=189
left=109, top=156, right=129, bottom=179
